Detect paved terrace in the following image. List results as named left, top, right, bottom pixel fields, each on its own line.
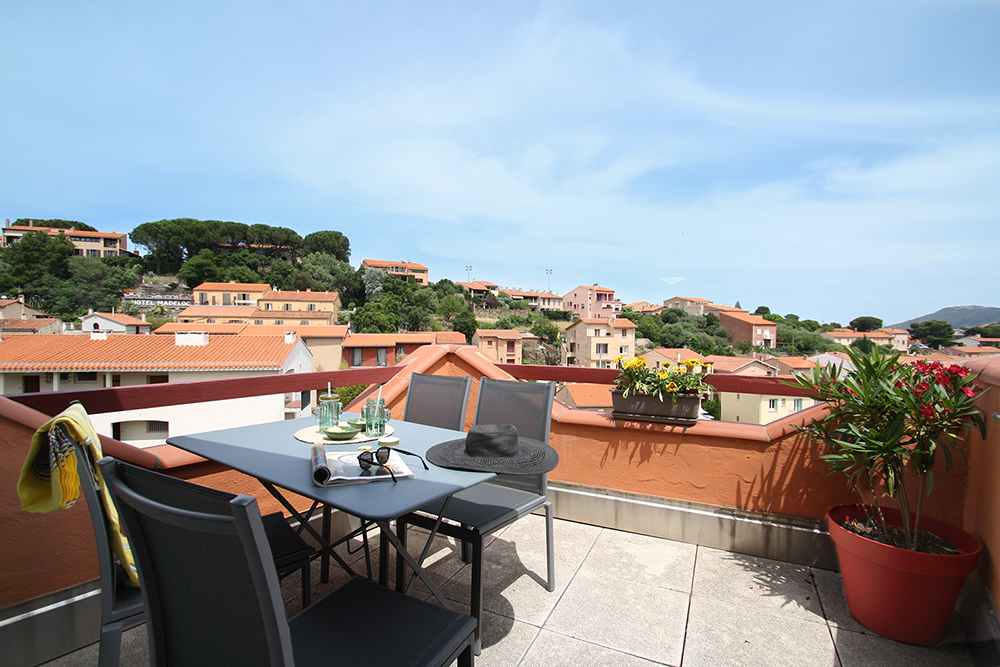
left=43, top=515, right=973, bottom=667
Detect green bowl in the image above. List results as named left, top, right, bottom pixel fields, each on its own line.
left=323, top=425, right=361, bottom=441
left=347, top=418, right=367, bottom=429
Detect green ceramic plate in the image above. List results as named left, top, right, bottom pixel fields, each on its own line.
left=323, top=425, right=361, bottom=441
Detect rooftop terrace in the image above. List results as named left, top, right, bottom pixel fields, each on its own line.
left=42, top=515, right=975, bottom=666
left=3, top=343, right=999, bottom=666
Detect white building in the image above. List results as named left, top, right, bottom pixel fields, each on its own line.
left=0, top=331, right=312, bottom=447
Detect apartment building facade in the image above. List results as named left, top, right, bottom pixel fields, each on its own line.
left=501, top=289, right=563, bottom=312
left=1, top=222, right=129, bottom=258
left=473, top=329, right=525, bottom=364
left=717, top=311, right=777, bottom=349
left=360, top=259, right=429, bottom=285
left=183, top=284, right=341, bottom=325
left=561, top=317, right=637, bottom=368
left=562, top=284, right=623, bottom=319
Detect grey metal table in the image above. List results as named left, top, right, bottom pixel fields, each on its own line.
left=167, top=415, right=492, bottom=609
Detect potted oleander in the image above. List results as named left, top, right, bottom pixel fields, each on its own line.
left=789, top=346, right=987, bottom=645
left=611, top=355, right=713, bottom=425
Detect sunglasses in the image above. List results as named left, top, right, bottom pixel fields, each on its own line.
left=357, top=446, right=429, bottom=482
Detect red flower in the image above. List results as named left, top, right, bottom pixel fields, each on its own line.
left=914, top=382, right=930, bottom=395
left=920, top=405, right=936, bottom=418
left=894, top=381, right=905, bottom=388
left=963, top=386, right=978, bottom=398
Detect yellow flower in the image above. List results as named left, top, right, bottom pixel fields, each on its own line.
left=656, top=369, right=671, bottom=379
left=684, top=358, right=700, bottom=368
left=665, top=382, right=679, bottom=392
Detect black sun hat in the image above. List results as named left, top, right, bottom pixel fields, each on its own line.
left=426, top=424, right=559, bottom=476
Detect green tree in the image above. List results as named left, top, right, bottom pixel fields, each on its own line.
left=3, top=230, right=75, bottom=286
left=530, top=317, right=560, bottom=344
left=660, top=308, right=689, bottom=324
left=176, top=249, right=224, bottom=287
left=303, top=230, right=350, bottom=261
left=351, top=297, right=401, bottom=333
left=263, top=259, right=295, bottom=289
left=850, top=338, right=877, bottom=354
left=452, top=309, right=478, bottom=343
left=223, top=264, right=262, bottom=284
left=909, top=320, right=955, bottom=349
left=754, top=306, right=771, bottom=315
left=363, top=267, right=384, bottom=300
left=966, top=325, right=1000, bottom=338
left=850, top=316, right=884, bottom=332
left=438, top=294, right=469, bottom=322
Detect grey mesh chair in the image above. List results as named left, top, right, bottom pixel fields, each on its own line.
left=62, top=422, right=315, bottom=666
left=398, top=378, right=556, bottom=652
left=403, top=373, right=473, bottom=431
left=62, top=426, right=144, bottom=667
left=98, top=457, right=476, bottom=667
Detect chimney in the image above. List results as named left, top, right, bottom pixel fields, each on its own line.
left=284, top=331, right=296, bottom=344
left=91, top=331, right=108, bottom=341
left=175, top=331, right=209, bottom=346
left=141, top=313, right=146, bottom=322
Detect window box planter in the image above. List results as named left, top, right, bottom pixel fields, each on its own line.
left=611, top=388, right=703, bottom=425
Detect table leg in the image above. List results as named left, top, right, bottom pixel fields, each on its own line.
left=376, top=519, right=455, bottom=612
left=259, top=481, right=356, bottom=581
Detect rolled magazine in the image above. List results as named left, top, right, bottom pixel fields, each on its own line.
left=310, top=444, right=414, bottom=485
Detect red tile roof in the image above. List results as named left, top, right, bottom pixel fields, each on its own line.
left=0, top=333, right=297, bottom=371
left=777, top=356, right=816, bottom=369
left=153, top=323, right=350, bottom=337
left=239, top=325, right=349, bottom=338
left=361, top=259, right=428, bottom=271
left=562, top=383, right=613, bottom=408
left=434, top=332, right=468, bottom=344
left=177, top=305, right=259, bottom=318
left=91, top=312, right=148, bottom=326
left=192, top=282, right=270, bottom=292
left=342, top=333, right=438, bottom=347
left=577, top=318, right=637, bottom=329
left=459, top=281, right=493, bottom=292
left=642, top=348, right=702, bottom=362
left=719, top=311, right=775, bottom=325
left=249, top=309, right=336, bottom=320
left=154, top=323, right=248, bottom=334
left=476, top=329, right=524, bottom=340
left=0, top=318, right=60, bottom=332
left=5, top=225, right=126, bottom=240
left=261, top=289, right=340, bottom=302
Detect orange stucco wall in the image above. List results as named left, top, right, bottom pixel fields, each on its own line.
left=0, top=414, right=317, bottom=609
left=962, top=357, right=1000, bottom=610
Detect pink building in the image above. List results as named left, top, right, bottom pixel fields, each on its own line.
left=562, top=284, right=622, bottom=320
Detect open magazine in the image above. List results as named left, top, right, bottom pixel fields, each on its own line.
left=311, top=444, right=414, bottom=486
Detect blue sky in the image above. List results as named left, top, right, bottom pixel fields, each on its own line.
left=3, top=1, right=999, bottom=326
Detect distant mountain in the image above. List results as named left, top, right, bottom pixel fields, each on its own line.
left=891, top=306, right=1000, bottom=331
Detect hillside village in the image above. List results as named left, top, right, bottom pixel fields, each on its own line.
left=2, top=219, right=999, bottom=444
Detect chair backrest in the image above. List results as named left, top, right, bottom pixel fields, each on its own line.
left=61, top=425, right=143, bottom=623
left=403, top=373, right=473, bottom=432
left=97, top=457, right=294, bottom=667
left=473, top=378, right=556, bottom=494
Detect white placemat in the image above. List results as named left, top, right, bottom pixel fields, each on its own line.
left=293, top=424, right=395, bottom=446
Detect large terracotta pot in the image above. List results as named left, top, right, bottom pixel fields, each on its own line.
left=828, top=504, right=981, bottom=645
left=611, top=388, right=702, bottom=425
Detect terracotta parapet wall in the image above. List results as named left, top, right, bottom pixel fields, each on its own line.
left=547, top=401, right=966, bottom=526
left=961, top=356, right=1000, bottom=610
